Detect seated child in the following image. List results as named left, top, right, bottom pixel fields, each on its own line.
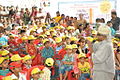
left=22, top=55, right=32, bottom=71
left=0, top=57, right=9, bottom=76
left=60, top=45, right=74, bottom=80
left=78, top=53, right=91, bottom=80
left=30, top=67, right=43, bottom=80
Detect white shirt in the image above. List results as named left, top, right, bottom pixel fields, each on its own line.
left=40, top=67, right=51, bottom=80
left=11, top=72, right=27, bottom=80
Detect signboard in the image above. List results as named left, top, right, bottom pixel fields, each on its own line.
left=58, top=0, right=116, bottom=23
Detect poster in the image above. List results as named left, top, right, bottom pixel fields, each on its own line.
left=58, top=0, right=116, bottom=23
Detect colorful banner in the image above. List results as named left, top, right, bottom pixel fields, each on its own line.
left=58, top=0, right=116, bottom=23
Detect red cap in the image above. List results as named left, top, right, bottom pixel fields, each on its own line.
left=9, top=62, right=22, bottom=70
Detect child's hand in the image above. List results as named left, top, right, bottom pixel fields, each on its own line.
left=90, top=74, right=93, bottom=78
left=116, top=66, right=120, bottom=70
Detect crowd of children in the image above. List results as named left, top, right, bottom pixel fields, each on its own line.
left=0, top=5, right=120, bottom=80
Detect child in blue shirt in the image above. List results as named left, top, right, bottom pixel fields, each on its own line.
left=60, top=45, right=74, bottom=80
left=107, top=21, right=116, bottom=36
left=0, top=57, right=10, bottom=76
left=0, top=33, right=8, bottom=46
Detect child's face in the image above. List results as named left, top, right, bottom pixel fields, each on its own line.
left=57, top=42, right=62, bottom=46
left=79, top=26, right=83, bottom=30
left=13, top=67, right=22, bottom=73
left=32, top=73, right=40, bottom=79
left=108, top=23, right=113, bottom=27
left=79, top=57, right=85, bottom=62
left=65, top=38, right=70, bottom=43
left=66, top=49, right=72, bottom=53
left=45, top=42, right=50, bottom=48
left=43, top=28, right=47, bottom=32
left=1, top=60, right=9, bottom=69
left=80, top=41, right=85, bottom=47
left=25, top=59, right=32, bottom=65
left=68, top=30, right=73, bottom=32
left=113, top=43, right=117, bottom=48
left=73, top=48, right=77, bottom=53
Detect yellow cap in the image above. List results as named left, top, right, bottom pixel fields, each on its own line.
left=1, top=50, right=9, bottom=56
left=45, top=31, right=50, bottom=35
left=0, top=57, right=5, bottom=64
left=54, top=26, right=60, bottom=29
left=45, top=58, right=54, bottom=67
left=55, top=37, right=62, bottom=43
left=62, top=35, right=67, bottom=39
left=2, top=76, right=12, bottom=80
left=59, top=26, right=65, bottom=29
left=43, top=39, right=49, bottom=44
left=92, top=30, right=97, bottom=34
left=0, top=51, right=2, bottom=54
left=78, top=53, right=86, bottom=58
left=10, top=54, right=22, bottom=61
left=30, top=28, right=36, bottom=32
left=28, top=35, right=36, bottom=40
left=72, top=44, right=78, bottom=49
left=33, top=25, right=37, bottom=29
left=31, top=68, right=41, bottom=75
left=42, top=26, right=47, bottom=28
left=70, top=37, right=79, bottom=41
left=112, top=40, right=118, bottom=44
left=21, top=36, right=28, bottom=40
left=52, top=33, right=57, bottom=37
left=67, top=26, right=75, bottom=30
left=86, top=37, right=94, bottom=42
left=2, top=45, right=9, bottom=47
left=49, top=29, right=55, bottom=32
left=39, top=35, right=44, bottom=38
left=65, top=45, right=73, bottom=49
left=43, top=35, right=47, bottom=38
left=114, top=38, right=119, bottom=41
left=22, top=26, right=27, bottom=28
left=23, top=55, right=32, bottom=62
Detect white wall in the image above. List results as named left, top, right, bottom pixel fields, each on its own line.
left=116, top=0, right=120, bottom=17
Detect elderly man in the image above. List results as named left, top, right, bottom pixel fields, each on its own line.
left=87, top=25, right=115, bottom=80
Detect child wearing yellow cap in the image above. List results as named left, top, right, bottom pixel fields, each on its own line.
left=64, top=37, right=71, bottom=45
left=67, top=26, right=75, bottom=37
left=60, top=45, right=75, bottom=80
left=0, top=57, right=10, bottom=76
left=38, top=58, right=53, bottom=80
left=77, top=53, right=91, bottom=80
left=22, top=55, right=32, bottom=72
left=55, top=37, right=63, bottom=53
left=19, top=36, right=28, bottom=56
left=41, top=39, right=54, bottom=60
left=72, top=44, right=79, bottom=77
left=26, top=35, right=37, bottom=57
left=30, top=67, right=42, bottom=80
left=114, top=42, right=120, bottom=80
